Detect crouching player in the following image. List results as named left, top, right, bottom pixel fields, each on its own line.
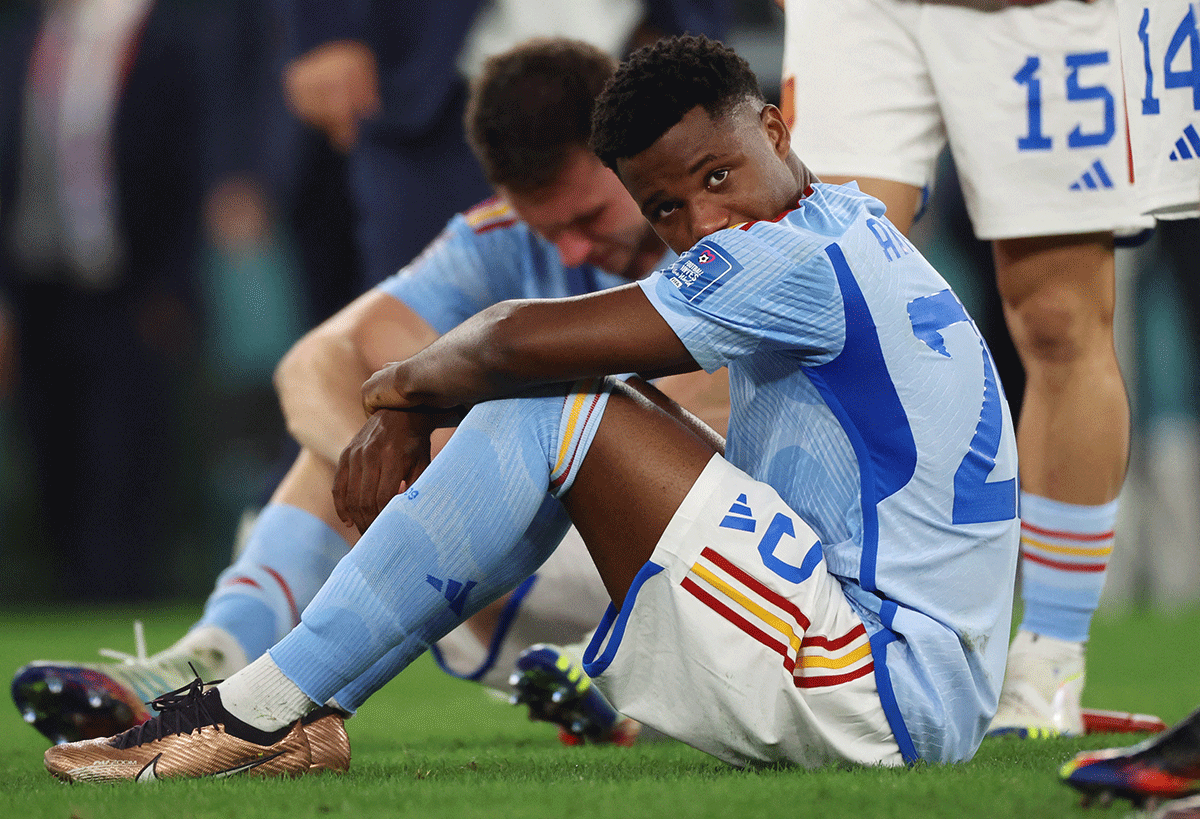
left=43, top=34, right=1019, bottom=780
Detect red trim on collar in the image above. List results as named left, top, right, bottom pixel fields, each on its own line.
left=737, top=192, right=809, bottom=232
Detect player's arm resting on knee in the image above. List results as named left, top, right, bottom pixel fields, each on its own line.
left=275, top=288, right=440, bottom=466
left=333, top=406, right=457, bottom=533
left=362, top=283, right=697, bottom=413
left=335, top=284, right=700, bottom=532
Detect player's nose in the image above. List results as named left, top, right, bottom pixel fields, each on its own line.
left=554, top=231, right=593, bottom=268
left=691, top=199, right=731, bottom=244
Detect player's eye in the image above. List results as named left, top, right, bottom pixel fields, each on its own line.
left=654, top=201, right=679, bottom=220
left=577, top=207, right=605, bottom=227
left=707, top=169, right=729, bottom=187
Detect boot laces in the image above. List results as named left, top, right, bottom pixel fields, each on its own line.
left=111, top=665, right=224, bottom=749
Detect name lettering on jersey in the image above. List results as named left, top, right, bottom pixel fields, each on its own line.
left=865, top=217, right=915, bottom=261
left=667, top=241, right=743, bottom=304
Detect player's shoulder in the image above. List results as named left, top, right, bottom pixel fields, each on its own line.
left=462, top=196, right=521, bottom=235
left=696, top=185, right=860, bottom=270
left=729, top=182, right=879, bottom=247
left=436, top=195, right=547, bottom=264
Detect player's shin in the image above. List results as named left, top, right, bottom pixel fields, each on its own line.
left=192, top=503, right=351, bottom=671
left=234, top=382, right=616, bottom=726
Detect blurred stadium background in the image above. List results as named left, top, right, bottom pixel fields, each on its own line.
left=0, top=0, right=1195, bottom=618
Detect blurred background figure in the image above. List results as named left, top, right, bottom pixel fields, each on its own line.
left=0, top=0, right=732, bottom=602
left=275, top=0, right=730, bottom=293
left=1104, top=219, right=1200, bottom=612
left=0, top=0, right=217, bottom=601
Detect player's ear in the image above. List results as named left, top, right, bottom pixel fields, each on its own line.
left=760, top=104, right=791, bottom=159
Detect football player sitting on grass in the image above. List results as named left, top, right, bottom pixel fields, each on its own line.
left=44, top=34, right=1022, bottom=781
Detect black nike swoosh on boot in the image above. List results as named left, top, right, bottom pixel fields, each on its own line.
left=134, top=750, right=286, bottom=782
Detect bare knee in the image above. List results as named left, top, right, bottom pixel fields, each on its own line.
left=1005, top=287, right=1107, bottom=367
left=994, top=234, right=1116, bottom=370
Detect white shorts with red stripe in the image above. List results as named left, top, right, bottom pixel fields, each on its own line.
left=582, top=454, right=903, bottom=769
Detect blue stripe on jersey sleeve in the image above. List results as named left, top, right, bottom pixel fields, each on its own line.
left=808, top=243, right=917, bottom=592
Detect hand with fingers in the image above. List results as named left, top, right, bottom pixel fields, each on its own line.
left=332, top=407, right=459, bottom=534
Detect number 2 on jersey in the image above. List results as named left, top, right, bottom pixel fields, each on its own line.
left=907, top=291, right=1016, bottom=526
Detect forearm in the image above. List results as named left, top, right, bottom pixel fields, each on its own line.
left=376, top=302, right=540, bottom=410
left=275, top=331, right=373, bottom=466
left=276, top=289, right=443, bottom=463
left=364, top=286, right=699, bottom=413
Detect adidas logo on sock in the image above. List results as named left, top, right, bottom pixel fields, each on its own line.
left=1168, top=123, right=1200, bottom=161
left=719, top=494, right=757, bottom=532
left=1069, top=159, right=1114, bottom=191
left=426, top=575, right=477, bottom=616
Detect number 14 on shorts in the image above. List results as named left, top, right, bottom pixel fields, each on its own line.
left=1129, top=2, right=1200, bottom=116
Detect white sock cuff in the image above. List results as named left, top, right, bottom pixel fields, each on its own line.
left=217, top=653, right=315, bottom=732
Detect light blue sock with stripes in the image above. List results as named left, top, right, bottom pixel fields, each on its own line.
left=1017, top=491, right=1118, bottom=643
left=194, top=503, right=351, bottom=663
left=268, top=381, right=614, bottom=709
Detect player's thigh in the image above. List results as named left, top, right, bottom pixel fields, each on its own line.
left=582, top=455, right=902, bottom=768
left=562, top=378, right=722, bottom=607
left=783, top=0, right=946, bottom=189
left=925, top=0, right=1149, bottom=240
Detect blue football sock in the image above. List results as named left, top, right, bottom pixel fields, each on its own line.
left=194, top=503, right=350, bottom=662
left=1017, top=492, right=1117, bottom=643
left=269, top=380, right=615, bottom=708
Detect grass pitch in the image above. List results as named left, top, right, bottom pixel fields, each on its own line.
left=0, top=602, right=1195, bottom=818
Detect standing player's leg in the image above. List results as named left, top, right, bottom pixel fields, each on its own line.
left=988, top=231, right=1127, bottom=737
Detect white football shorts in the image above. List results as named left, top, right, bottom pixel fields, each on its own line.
left=782, top=0, right=1153, bottom=239
left=582, top=454, right=903, bottom=769
left=1117, top=0, right=1200, bottom=219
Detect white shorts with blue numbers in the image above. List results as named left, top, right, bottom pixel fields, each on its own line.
left=1118, top=0, right=1200, bottom=220
left=782, top=0, right=1152, bottom=239
left=582, top=455, right=904, bottom=769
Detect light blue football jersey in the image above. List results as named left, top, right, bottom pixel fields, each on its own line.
left=638, top=182, right=1020, bottom=764
left=379, top=197, right=639, bottom=331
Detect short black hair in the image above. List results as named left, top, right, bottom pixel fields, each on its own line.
left=466, top=38, right=617, bottom=194
left=590, top=35, right=763, bottom=170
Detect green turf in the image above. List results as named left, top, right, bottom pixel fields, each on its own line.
left=1, top=602, right=1195, bottom=818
